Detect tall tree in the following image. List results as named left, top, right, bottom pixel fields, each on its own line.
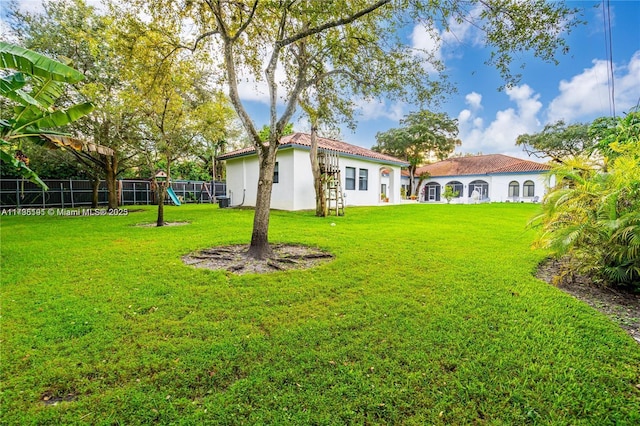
left=137, top=0, right=580, bottom=259
left=373, top=110, right=460, bottom=196
left=7, top=0, right=142, bottom=208
left=117, top=12, right=232, bottom=226
left=516, top=121, right=596, bottom=163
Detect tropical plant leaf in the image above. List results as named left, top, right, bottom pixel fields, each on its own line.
left=27, top=76, right=66, bottom=110
left=0, top=141, right=49, bottom=189
left=40, top=134, right=114, bottom=156
left=34, top=102, right=94, bottom=129
left=0, top=72, right=26, bottom=95
left=0, top=41, right=85, bottom=83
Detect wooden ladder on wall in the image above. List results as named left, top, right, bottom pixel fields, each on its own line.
left=325, top=172, right=345, bottom=216
left=319, top=149, right=344, bottom=216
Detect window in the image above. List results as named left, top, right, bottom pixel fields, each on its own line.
left=345, top=167, right=356, bottom=190
left=273, top=162, right=279, bottom=184
left=359, top=168, right=368, bottom=190
left=445, top=181, right=463, bottom=198
left=508, top=181, right=519, bottom=197
left=523, top=180, right=535, bottom=197
left=468, top=180, right=489, bottom=199
left=423, top=182, right=441, bottom=202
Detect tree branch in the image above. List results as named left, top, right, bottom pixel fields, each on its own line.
left=277, top=0, right=391, bottom=48
left=230, top=0, right=259, bottom=42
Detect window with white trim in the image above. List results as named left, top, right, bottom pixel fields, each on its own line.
left=359, top=168, right=368, bottom=190
left=345, top=167, right=356, bottom=190
left=523, top=180, right=535, bottom=197
left=508, top=181, right=519, bottom=197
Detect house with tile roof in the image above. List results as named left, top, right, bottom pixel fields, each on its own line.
left=414, top=154, right=552, bottom=203
left=217, top=133, right=409, bottom=210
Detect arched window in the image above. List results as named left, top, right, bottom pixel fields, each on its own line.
left=508, top=181, right=519, bottom=197
left=445, top=181, right=463, bottom=198
left=468, top=180, right=489, bottom=199
left=523, top=180, right=535, bottom=197
left=423, top=182, right=441, bottom=202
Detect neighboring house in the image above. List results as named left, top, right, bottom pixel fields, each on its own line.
left=217, top=133, right=409, bottom=211
left=414, top=154, right=552, bottom=203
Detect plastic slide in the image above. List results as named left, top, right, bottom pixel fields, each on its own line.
left=166, top=187, right=182, bottom=206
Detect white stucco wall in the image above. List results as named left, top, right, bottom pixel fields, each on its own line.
left=270, top=149, right=296, bottom=210
left=223, top=147, right=405, bottom=210
left=290, top=149, right=316, bottom=210
left=224, top=156, right=259, bottom=207
left=416, top=172, right=552, bottom=204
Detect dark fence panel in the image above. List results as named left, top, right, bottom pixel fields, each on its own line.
left=0, top=179, right=226, bottom=208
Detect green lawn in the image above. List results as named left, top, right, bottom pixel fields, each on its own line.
left=1, top=203, right=639, bottom=425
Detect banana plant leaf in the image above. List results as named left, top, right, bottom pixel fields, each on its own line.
left=31, top=102, right=95, bottom=129
left=0, top=72, right=26, bottom=94
left=40, top=134, right=114, bottom=156
left=13, top=102, right=94, bottom=134
left=0, top=41, right=85, bottom=84
left=26, top=76, right=66, bottom=110
left=0, top=140, right=49, bottom=190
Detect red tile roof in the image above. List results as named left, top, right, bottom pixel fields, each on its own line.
left=414, top=154, right=550, bottom=177
left=217, top=132, right=409, bottom=166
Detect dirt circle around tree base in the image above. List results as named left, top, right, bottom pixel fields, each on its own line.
left=182, top=244, right=334, bottom=275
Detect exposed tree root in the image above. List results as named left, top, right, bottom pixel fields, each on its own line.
left=182, top=244, right=334, bottom=275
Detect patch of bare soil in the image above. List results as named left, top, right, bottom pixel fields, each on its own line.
left=41, top=392, right=76, bottom=406
left=135, top=221, right=190, bottom=227
left=182, top=244, right=334, bottom=275
left=537, top=258, right=640, bottom=344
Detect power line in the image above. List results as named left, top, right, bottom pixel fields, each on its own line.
left=602, top=0, right=616, bottom=117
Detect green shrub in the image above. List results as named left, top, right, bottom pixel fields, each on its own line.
left=532, top=111, right=640, bottom=288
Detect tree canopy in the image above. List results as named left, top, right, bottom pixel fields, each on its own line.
left=516, top=121, right=597, bottom=163
left=373, top=110, right=459, bottom=196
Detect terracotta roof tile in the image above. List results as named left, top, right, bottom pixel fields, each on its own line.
left=217, top=132, right=409, bottom=166
left=415, top=154, right=550, bottom=177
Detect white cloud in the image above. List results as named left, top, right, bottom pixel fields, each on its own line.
left=616, top=51, right=640, bottom=111
left=547, top=50, right=640, bottom=122
left=465, top=92, right=482, bottom=110
left=441, top=5, right=484, bottom=47
left=410, top=6, right=483, bottom=73
left=457, top=85, right=541, bottom=157
left=409, top=24, right=442, bottom=73
left=546, top=59, right=612, bottom=122
left=458, top=109, right=472, bottom=123
left=354, top=98, right=406, bottom=122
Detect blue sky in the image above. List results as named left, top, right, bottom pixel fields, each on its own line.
left=6, top=1, right=640, bottom=159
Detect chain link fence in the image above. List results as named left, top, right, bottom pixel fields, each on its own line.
left=0, top=179, right=226, bottom=208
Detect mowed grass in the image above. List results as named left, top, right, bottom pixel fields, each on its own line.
left=1, top=203, right=639, bottom=425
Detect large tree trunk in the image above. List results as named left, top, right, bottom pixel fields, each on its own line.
left=156, top=180, right=166, bottom=227
left=246, top=148, right=276, bottom=259
left=90, top=175, right=100, bottom=208
left=104, top=155, right=119, bottom=209
left=309, top=125, right=326, bottom=217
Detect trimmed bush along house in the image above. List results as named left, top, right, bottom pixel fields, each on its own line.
left=415, top=154, right=552, bottom=203
left=217, top=133, right=409, bottom=211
